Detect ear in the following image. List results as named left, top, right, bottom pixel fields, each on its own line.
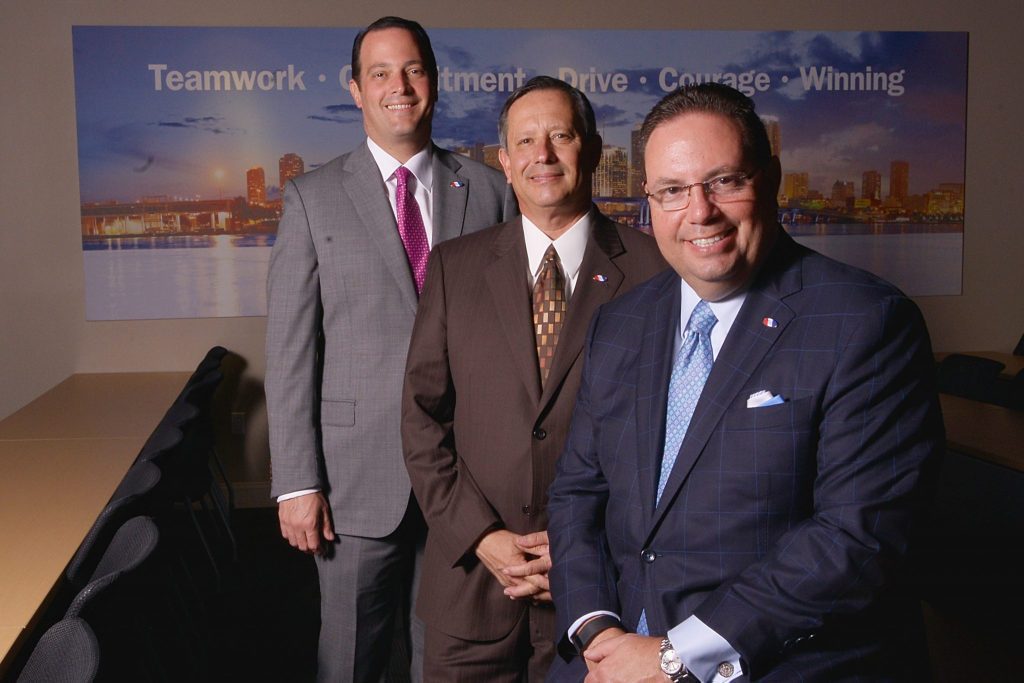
left=498, top=147, right=513, bottom=184
left=350, top=79, right=364, bottom=109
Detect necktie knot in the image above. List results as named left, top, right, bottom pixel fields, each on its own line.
left=687, top=300, right=717, bottom=337
left=393, top=166, right=428, bottom=294
left=395, top=165, right=412, bottom=189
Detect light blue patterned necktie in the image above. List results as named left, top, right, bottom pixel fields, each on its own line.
left=637, top=300, right=716, bottom=637
left=657, top=300, right=717, bottom=503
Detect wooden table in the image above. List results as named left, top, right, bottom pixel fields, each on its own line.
left=935, top=351, right=1024, bottom=379
left=940, top=393, right=1024, bottom=473
left=0, top=372, right=190, bottom=674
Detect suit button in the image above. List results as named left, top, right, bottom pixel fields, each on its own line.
left=640, top=548, right=656, bottom=563
left=533, top=428, right=547, bottom=440
left=521, top=505, right=532, bottom=515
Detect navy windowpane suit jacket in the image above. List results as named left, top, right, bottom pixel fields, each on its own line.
left=548, top=231, right=943, bottom=681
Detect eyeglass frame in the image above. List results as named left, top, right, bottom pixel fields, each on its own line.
left=644, top=169, right=761, bottom=212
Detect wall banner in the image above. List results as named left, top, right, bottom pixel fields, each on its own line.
left=72, top=26, right=967, bottom=320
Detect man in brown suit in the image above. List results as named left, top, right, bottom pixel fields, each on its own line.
left=401, top=76, right=667, bottom=681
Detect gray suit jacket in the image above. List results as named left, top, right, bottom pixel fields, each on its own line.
left=266, top=141, right=517, bottom=538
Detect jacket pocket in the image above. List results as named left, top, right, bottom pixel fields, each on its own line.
left=321, top=399, right=355, bottom=427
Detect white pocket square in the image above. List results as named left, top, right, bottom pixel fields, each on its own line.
left=747, top=390, right=785, bottom=408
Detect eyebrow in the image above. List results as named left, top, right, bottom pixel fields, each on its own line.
left=648, top=165, right=744, bottom=187
left=366, top=59, right=425, bottom=71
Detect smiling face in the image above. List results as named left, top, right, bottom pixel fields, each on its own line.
left=645, top=111, right=780, bottom=301
left=349, top=27, right=436, bottom=162
left=498, top=88, right=598, bottom=236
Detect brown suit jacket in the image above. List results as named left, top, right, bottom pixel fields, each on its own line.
left=401, top=211, right=667, bottom=642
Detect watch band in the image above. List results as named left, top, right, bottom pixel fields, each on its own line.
left=572, top=615, right=623, bottom=653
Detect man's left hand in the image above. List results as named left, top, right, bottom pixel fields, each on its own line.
left=583, top=633, right=664, bottom=682
left=503, top=530, right=553, bottom=602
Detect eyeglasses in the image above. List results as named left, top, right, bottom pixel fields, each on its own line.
left=645, top=170, right=758, bottom=211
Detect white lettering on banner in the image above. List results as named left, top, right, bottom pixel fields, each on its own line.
left=658, top=68, right=771, bottom=97
left=558, top=67, right=629, bottom=93
left=799, top=66, right=905, bottom=96
left=149, top=64, right=307, bottom=91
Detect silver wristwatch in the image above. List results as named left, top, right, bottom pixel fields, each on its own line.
left=659, top=638, right=694, bottom=681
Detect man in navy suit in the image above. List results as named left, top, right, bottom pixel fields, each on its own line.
left=547, top=83, right=943, bottom=681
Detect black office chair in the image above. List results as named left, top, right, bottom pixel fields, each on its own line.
left=65, top=516, right=163, bottom=681
left=935, top=353, right=1006, bottom=403
left=65, top=462, right=162, bottom=589
left=15, top=617, right=99, bottom=683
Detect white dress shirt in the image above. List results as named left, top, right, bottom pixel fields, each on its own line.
left=521, top=210, right=592, bottom=299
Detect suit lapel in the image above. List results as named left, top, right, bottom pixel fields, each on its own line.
left=636, top=271, right=682, bottom=526
left=342, top=143, right=418, bottom=312
left=432, top=146, right=470, bottom=245
left=539, top=215, right=625, bottom=408
left=484, top=219, right=541, bottom=403
left=650, top=234, right=803, bottom=529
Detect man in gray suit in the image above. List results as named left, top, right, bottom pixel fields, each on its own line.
left=266, top=16, right=516, bottom=682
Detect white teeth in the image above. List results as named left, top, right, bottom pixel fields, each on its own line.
left=386, top=104, right=413, bottom=110
left=691, top=234, right=725, bottom=247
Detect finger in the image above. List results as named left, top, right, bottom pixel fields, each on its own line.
left=514, top=530, right=548, bottom=548
left=502, top=557, right=549, bottom=577
left=530, top=590, right=553, bottom=604
left=523, top=573, right=550, bottom=591
left=320, top=505, right=336, bottom=541
left=504, top=580, right=541, bottom=598
left=304, top=528, right=321, bottom=555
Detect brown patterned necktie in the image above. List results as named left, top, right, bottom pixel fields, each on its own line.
left=533, top=245, right=567, bottom=387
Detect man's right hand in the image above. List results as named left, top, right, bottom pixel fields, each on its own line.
left=474, top=529, right=528, bottom=589
left=279, top=491, right=335, bottom=555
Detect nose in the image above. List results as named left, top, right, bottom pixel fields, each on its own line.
left=686, top=183, right=717, bottom=223
left=533, top=137, right=557, bottom=164
left=389, top=71, right=412, bottom=95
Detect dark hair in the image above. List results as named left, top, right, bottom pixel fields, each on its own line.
left=498, top=76, right=597, bottom=148
left=351, top=16, right=438, bottom=88
left=639, top=82, right=772, bottom=169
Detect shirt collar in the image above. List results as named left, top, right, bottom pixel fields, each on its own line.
left=678, top=278, right=746, bottom=354
left=366, top=137, right=434, bottom=193
left=522, top=209, right=593, bottom=283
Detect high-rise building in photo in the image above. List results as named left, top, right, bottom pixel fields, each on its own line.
left=279, top=153, right=305, bottom=194
left=862, top=170, right=882, bottom=202
left=783, top=172, right=809, bottom=200
left=595, top=146, right=629, bottom=198
left=762, top=116, right=781, bottom=158
left=246, top=167, right=266, bottom=206
left=889, top=160, right=909, bottom=201
left=629, top=121, right=645, bottom=197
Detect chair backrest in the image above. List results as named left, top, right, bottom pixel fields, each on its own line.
left=66, top=516, right=161, bottom=619
left=65, top=464, right=162, bottom=589
left=15, top=617, right=99, bottom=683
left=184, top=346, right=228, bottom=387
left=64, top=517, right=162, bottom=682
left=935, top=353, right=1006, bottom=402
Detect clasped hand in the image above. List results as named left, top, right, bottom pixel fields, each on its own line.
left=474, top=529, right=552, bottom=603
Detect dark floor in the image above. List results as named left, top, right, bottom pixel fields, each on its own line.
left=207, top=507, right=321, bottom=682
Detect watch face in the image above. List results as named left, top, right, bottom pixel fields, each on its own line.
left=660, top=649, right=683, bottom=675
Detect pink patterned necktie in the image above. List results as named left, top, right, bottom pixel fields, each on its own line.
left=394, top=166, right=429, bottom=294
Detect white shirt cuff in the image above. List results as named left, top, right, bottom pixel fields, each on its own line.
left=276, top=488, right=320, bottom=503
left=668, top=616, right=743, bottom=682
